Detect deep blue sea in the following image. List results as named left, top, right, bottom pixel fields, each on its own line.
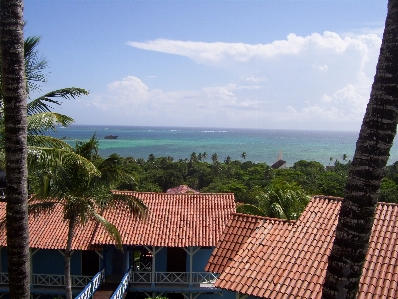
left=48, top=125, right=398, bottom=167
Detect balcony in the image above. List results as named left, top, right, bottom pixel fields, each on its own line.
left=131, top=271, right=218, bottom=286
left=0, top=272, right=93, bottom=296
left=108, top=267, right=219, bottom=299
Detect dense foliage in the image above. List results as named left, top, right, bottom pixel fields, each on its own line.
left=80, top=150, right=398, bottom=205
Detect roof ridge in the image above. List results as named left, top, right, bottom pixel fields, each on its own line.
left=111, top=190, right=235, bottom=196
left=313, top=195, right=398, bottom=207
left=376, top=201, right=398, bottom=206
left=312, top=195, right=344, bottom=202
left=233, top=212, right=296, bottom=223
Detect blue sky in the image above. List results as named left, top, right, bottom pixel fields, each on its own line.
left=25, top=0, right=388, bottom=131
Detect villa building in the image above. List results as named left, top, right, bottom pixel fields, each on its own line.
left=0, top=192, right=237, bottom=299
left=0, top=193, right=397, bottom=299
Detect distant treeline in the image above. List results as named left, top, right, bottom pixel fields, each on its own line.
left=97, top=152, right=398, bottom=204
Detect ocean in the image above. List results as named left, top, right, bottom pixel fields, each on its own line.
left=49, top=125, right=398, bottom=167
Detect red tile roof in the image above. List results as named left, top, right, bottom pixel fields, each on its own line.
left=210, top=196, right=398, bottom=299
left=205, top=213, right=295, bottom=274
left=0, top=202, right=97, bottom=250
left=95, top=191, right=236, bottom=247
left=0, top=192, right=236, bottom=250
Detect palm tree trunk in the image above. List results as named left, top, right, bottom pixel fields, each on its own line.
left=65, top=218, right=75, bottom=299
left=322, top=1, right=398, bottom=298
left=0, top=1, right=30, bottom=298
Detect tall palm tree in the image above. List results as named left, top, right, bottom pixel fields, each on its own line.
left=0, top=1, right=30, bottom=298
left=322, top=1, right=398, bottom=298
left=1, top=32, right=101, bottom=298
left=31, top=138, right=148, bottom=299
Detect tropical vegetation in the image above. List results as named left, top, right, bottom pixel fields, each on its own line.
left=30, top=135, right=147, bottom=299
left=236, top=181, right=310, bottom=220
left=1, top=27, right=148, bottom=299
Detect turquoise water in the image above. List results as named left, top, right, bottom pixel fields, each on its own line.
left=49, top=125, right=398, bottom=167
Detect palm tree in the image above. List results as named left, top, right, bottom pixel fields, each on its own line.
left=0, top=1, right=30, bottom=298
left=323, top=1, right=398, bottom=298
left=211, top=153, right=218, bottom=164
left=1, top=33, right=102, bottom=298
left=202, top=152, right=207, bottom=160
left=31, top=138, right=147, bottom=299
left=241, top=152, right=247, bottom=160
left=236, top=181, right=309, bottom=220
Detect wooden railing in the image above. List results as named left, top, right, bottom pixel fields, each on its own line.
left=0, top=273, right=8, bottom=284
left=75, top=268, right=105, bottom=299
left=0, top=272, right=93, bottom=290
left=130, top=271, right=218, bottom=285
left=31, top=273, right=92, bottom=287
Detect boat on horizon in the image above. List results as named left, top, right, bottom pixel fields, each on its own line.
left=104, top=135, right=118, bottom=139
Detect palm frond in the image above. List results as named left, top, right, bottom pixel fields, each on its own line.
left=28, top=135, right=73, bottom=150
left=236, top=204, right=265, bottom=216
left=27, top=88, right=89, bottom=115
left=269, top=202, right=287, bottom=219
left=27, top=200, right=58, bottom=218
left=28, top=112, right=74, bottom=135
left=91, top=209, right=123, bottom=251
left=109, top=193, right=148, bottom=220
left=24, top=36, right=47, bottom=93
left=28, top=147, right=100, bottom=176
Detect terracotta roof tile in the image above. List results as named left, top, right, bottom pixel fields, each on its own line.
left=205, top=213, right=295, bottom=274
left=93, top=191, right=236, bottom=247
left=209, top=196, right=398, bottom=299
left=0, top=202, right=97, bottom=250
left=0, top=192, right=236, bottom=250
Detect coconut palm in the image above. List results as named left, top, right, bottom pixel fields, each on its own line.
left=31, top=137, right=148, bottom=299
left=322, top=1, right=398, bottom=298
left=236, top=181, right=310, bottom=220
left=1, top=32, right=101, bottom=298
left=0, top=1, right=30, bottom=298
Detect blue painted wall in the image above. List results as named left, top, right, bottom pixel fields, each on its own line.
left=32, top=249, right=81, bottom=275
left=191, top=247, right=213, bottom=271
left=103, top=245, right=132, bottom=276
left=155, top=247, right=167, bottom=272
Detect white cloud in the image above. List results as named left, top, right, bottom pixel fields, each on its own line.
left=80, top=30, right=382, bottom=130
left=244, top=75, right=267, bottom=82
left=92, top=76, right=150, bottom=110
left=128, top=31, right=381, bottom=65
left=313, top=64, right=328, bottom=72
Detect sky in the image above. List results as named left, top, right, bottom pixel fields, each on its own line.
left=24, top=0, right=388, bottom=131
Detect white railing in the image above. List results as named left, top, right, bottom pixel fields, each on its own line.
left=31, top=274, right=92, bottom=287
left=0, top=272, right=8, bottom=284
left=134, top=262, right=151, bottom=271
left=130, top=272, right=218, bottom=285
left=156, top=272, right=187, bottom=283
left=192, top=272, right=218, bottom=284
left=75, top=268, right=105, bottom=299
left=110, top=267, right=133, bottom=299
